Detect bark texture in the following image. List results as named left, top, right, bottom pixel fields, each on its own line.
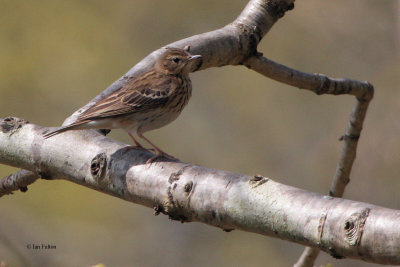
left=0, top=118, right=399, bottom=265
left=0, top=0, right=388, bottom=265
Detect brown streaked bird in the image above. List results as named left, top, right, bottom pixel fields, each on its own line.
left=43, top=47, right=202, bottom=163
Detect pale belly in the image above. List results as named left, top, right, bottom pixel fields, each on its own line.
left=127, top=109, right=182, bottom=133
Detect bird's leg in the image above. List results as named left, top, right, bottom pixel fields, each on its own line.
left=124, top=133, right=155, bottom=152
left=137, top=132, right=179, bottom=163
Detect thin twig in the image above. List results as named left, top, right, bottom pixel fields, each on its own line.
left=243, top=55, right=374, bottom=267
left=0, top=1, right=377, bottom=265
left=294, top=97, right=373, bottom=267
left=294, top=247, right=320, bottom=267
left=244, top=55, right=373, bottom=100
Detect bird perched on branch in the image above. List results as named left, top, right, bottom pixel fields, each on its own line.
left=43, top=47, right=202, bottom=163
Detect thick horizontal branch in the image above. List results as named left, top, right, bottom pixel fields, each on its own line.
left=0, top=118, right=399, bottom=265
left=2, top=1, right=377, bottom=266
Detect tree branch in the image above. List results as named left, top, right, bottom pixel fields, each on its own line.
left=0, top=118, right=399, bottom=265
left=244, top=52, right=374, bottom=267
left=243, top=55, right=373, bottom=100
left=243, top=52, right=374, bottom=267
left=0, top=169, right=37, bottom=197
left=63, top=0, right=295, bottom=126
left=0, top=0, right=381, bottom=265
left=1, top=0, right=296, bottom=201
left=243, top=42, right=374, bottom=267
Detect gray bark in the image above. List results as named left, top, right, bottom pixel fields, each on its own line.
left=0, top=118, right=399, bottom=265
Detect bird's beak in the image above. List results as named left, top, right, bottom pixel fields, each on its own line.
left=185, top=55, right=202, bottom=73
left=188, top=55, right=202, bottom=61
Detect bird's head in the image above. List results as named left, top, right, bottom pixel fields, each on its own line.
left=156, top=47, right=202, bottom=75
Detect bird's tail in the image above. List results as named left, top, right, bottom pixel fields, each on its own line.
left=43, top=123, right=82, bottom=139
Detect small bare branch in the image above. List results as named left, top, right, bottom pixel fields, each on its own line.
left=294, top=247, right=321, bottom=267
left=243, top=55, right=373, bottom=100
left=0, top=0, right=381, bottom=265
left=0, top=170, right=38, bottom=197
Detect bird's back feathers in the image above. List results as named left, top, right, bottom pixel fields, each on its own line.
left=43, top=47, right=198, bottom=140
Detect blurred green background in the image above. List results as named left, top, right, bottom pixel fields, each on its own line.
left=1, top=0, right=399, bottom=266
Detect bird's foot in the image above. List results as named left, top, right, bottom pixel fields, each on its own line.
left=123, top=145, right=155, bottom=153
left=146, top=151, right=179, bottom=164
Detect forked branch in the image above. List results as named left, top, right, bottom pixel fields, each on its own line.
left=0, top=0, right=383, bottom=265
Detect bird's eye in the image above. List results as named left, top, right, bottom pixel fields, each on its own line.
left=172, top=57, right=180, bottom=63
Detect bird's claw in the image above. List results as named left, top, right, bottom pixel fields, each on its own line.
left=123, top=145, right=155, bottom=153
left=146, top=152, right=179, bottom=164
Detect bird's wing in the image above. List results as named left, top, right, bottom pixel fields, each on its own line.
left=77, top=72, right=176, bottom=121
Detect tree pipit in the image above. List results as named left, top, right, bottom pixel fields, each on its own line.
left=44, top=47, right=202, bottom=163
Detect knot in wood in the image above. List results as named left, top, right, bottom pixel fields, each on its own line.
left=184, top=181, right=193, bottom=194
left=267, top=0, right=295, bottom=19
left=358, top=81, right=374, bottom=102
left=339, top=134, right=360, bottom=141
left=344, top=208, right=370, bottom=246
left=153, top=205, right=163, bottom=216
left=231, top=22, right=262, bottom=63
left=168, top=165, right=189, bottom=184
left=19, top=186, right=28, bottom=192
left=1, top=117, right=29, bottom=134
left=315, top=74, right=330, bottom=95
left=90, top=153, right=107, bottom=180
left=249, top=174, right=269, bottom=188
